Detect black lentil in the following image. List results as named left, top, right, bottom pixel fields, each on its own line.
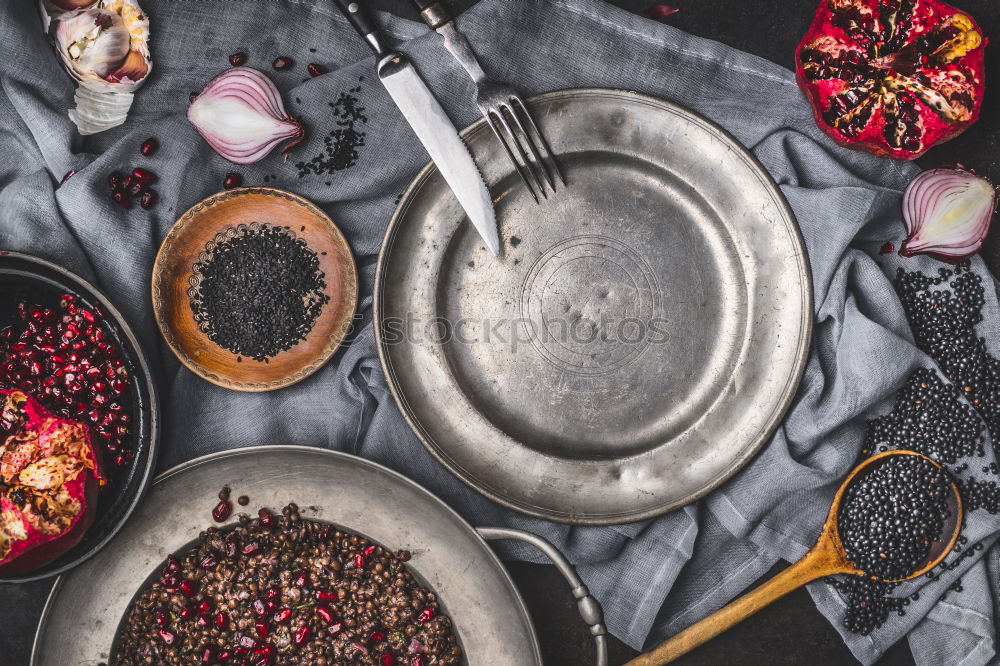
left=827, top=260, right=1000, bottom=635
left=189, top=224, right=329, bottom=361
left=838, top=454, right=952, bottom=581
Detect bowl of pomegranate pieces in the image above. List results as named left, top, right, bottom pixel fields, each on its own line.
left=0, top=251, right=157, bottom=581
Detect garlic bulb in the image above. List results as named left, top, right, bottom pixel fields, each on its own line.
left=43, top=0, right=152, bottom=135
left=187, top=67, right=305, bottom=165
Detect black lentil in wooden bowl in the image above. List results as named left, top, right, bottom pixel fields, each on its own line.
left=111, top=502, right=461, bottom=665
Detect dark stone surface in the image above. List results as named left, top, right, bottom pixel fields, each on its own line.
left=6, top=1, right=1000, bottom=665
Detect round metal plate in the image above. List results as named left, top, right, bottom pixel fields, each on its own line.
left=32, top=446, right=541, bottom=665
left=375, top=89, right=812, bottom=525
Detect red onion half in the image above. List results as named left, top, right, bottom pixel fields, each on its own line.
left=900, top=168, right=996, bottom=262
left=187, top=67, right=304, bottom=165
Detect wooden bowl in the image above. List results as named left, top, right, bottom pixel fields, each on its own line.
left=152, top=188, right=357, bottom=391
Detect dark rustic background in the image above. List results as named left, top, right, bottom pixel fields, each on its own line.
left=5, top=0, right=1000, bottom=664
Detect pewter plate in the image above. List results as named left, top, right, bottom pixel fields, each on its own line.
left=32, top=446, right=541, bottom=665
left=375, top=89, right=812, bottom=525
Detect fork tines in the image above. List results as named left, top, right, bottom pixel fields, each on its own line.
left=485, top=97, right=565, bottom=203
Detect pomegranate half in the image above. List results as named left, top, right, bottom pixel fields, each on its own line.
left=0, top=390, right=102, bottom=574
left=795, top=0, right=986, bottom=159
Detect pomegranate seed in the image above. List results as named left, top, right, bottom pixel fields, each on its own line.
left=293, top=570, right=307, bottom=587
left=255, top=621, right=269, bottom=638
left=199, top=554, right=217, bottom=568
left=218, top=650, right=230, bottom=661
left=258, top=507, right=274, bottom=526
left=197, top=600, right=213, bottom=614
left=410, top=657, right=424, bottom=666
left=179, top=579, right=198, bottom=596
left=328, top=621, right=343, bottom=635
left=307, top=63, right=327, bottom=77
left=201, top=647, right=214, bottom=663
left=316, top=605, right=334, bottom=623
left=370, top=632, right=386, bottom=642
left=273, top=607, right=291, bottom=623
left=132, top=167, right=157, bottom=185
left=316, top=590, right=337, bottom=601
left=418, top=607, right=435, bottom=622
left=197, top=615, right=210, bottom=627
left=265, top=586, right=279, bottom=600
left=355, top=553, right=365, bottom=568
left=127, top=178, right=143, bottom=196
left=215, top=611, right=228, bottom=628
left=212, top=499, right=233, bottom=522
left=60, top=169, right=75, bottom=184
left=229, top=52, right=247, bottom=66
left=293, top=625, right=310, bottom=644
left=254, top=644, right=275, bottom=659
left=112, top=190, right=131, bottom=209
left=155, top=611, right=167, bottom=627
left=241, top=540, right=259, bottom=555
left=272, top=56, right=294, bottom=70
left=108, top=171, right=123, bottom=189
left=140, top=137, right=159, bottom=156
left=223, top=172, right=242, bottom=189
left=158, top=629, right=176, bottom=645
left=161, top=574, right=179, bottom=589
left=382, top=652, right=393, bottom=666
left=121, top=174, right=134, bottom=190
left=264, top=599, right=277, bottom=613
left=252, top=599, right=267, bottom=617
left=364, top=545, right=377, bottom=556
left=238, top=634, right=257, bottom=648
left=139, top=189, right=157, bottom=209
left=179, top=607, right=193, bottom=619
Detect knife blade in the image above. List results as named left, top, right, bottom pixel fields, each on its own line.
left=332, top=0, right=500, bottom=256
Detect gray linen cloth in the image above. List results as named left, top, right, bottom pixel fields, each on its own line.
left=1, top=0, right=999, bottom=663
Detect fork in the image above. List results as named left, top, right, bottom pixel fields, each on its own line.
left=410, top=0, right=565, bottom=202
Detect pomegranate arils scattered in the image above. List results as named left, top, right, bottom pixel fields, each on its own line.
left=294, top=624, right=310, bottom=644
left=60, top=169, right=75, bottom=184
left=329, top=621, right=343, bottom=635
left=215, top=611, right=228, bottom=628
left=201, top=647, right=214, bottom=663
left=179, top=607, right=193, bottom=620
left=316, top=604, right=334, bottom=623
left=370, top=631, right=386, bottom=642
left=293, top=570, right=307, bottom=587
left=223, top=172, right=243, bottom=189
left=410, top=656, right=424, bottom=666
left=196, top=600, right=213, bottom=614
left=229, top=51, right=248, bottom=66
left=158, top=629, right=176, bottom=645
left=880, top=241, right=895, bottom=255
left=258, top=507, right=274, bottom=526
left=112, top=190, right=131, bottom=209
left=364, top=545, right=377, bottom=556
left=212, top=498, right=233, bottom=522
left=273, top=56, right=294, bottom=70
left=273, top=607, right=291, bottom=623
left=307, top=62, right=327, bottom=77
left=131, top=167, right=157, bottom=186
left=382, top=652, right=393, bottom=666
left=254, top=620, right=269, bottom=638
left=241, top=540, right=259, bottom=555
left=179, top=579, right=198, bottom=596
left=418, top=607, right=435, bottom=622
left=315, top=589, right=337, bottom=601
left=643, top=4, right=679, bottom=20
left=140, top=137, right=159, bottom=156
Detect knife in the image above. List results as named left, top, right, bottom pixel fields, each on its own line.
left=332, top=0, right=500, bottom=256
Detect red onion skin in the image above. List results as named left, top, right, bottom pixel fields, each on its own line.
left=900, top=168, right=995, bottom=262
left=187, top=67, right=304, bottom=165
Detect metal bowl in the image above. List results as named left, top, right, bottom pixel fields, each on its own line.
left=0, top=251, right=158, bottom=582
left=33, top=446, right=606, bottom=665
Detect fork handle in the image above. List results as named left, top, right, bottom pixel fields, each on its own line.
left=333, top=0, right=389, bottom=56
left=410, top=0, right=452, bottom=30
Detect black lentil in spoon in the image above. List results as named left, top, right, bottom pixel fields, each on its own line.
left=190, top=224, right=329, bottom=361
left=838, top=455, right=952, bottom=581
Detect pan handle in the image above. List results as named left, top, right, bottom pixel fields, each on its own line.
left=477, top=527, right=608, bottom=666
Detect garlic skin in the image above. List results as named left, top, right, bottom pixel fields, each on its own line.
left=187, top=67, right=304, bottom=165
left=900, top=168, right=996, bottom=261
left=43, top=0, right=152, bottom=135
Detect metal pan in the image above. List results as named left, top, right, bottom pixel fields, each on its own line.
left=375, top=88, right=812, bottom=525
left=0, top=251, right=158, bottom=582
left=32, top=446, right=607, bottom=665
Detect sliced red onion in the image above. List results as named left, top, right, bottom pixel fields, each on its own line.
left=187, top=67, right=304, bottom=165
left=900, top=167, right=995, bottom=261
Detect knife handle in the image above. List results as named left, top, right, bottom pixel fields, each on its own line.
left=410, top=0, right=452, bottom=30
left=333, top=0, right=389, bottom=56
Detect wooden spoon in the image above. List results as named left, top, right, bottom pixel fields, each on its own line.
left=626, top=450, right=963, bottom=666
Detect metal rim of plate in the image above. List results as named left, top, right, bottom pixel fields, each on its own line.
left=32, top=446, right=544, bottom=665
left=0, top=251, right=158, bottom=582
left=375, top=88, right=813, bottom=525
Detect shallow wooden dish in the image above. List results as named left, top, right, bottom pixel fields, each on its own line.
left=152, top=188, right=357, bottom=391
